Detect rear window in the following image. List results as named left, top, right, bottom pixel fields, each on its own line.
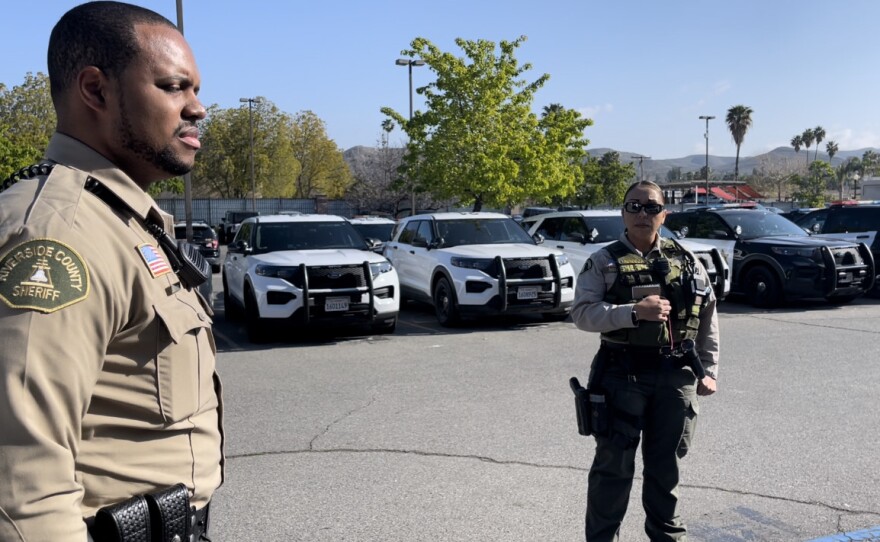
left=174, top=225, right=215, bottom=241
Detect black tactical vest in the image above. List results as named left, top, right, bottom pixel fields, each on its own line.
left=601, top=238, right=703, bottom=347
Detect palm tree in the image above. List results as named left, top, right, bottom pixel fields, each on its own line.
left=825, top=140, right=838, bottom=164
left=725, top=105, right=753, bottom=182
left=801, top=128, right=815, bottom=167
left=813, top=126, right=826, bottom=161
left=791, top=135, right=803, bottom=160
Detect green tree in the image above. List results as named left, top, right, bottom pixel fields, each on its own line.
left=790, top=134, right=803, bottom=162
left=666, top=166, right=682, bottom=182
left=825, top=140, right=838, bottom=165
left=344, top=124, right=411, bottom=216
left=0, top=72, right=56, bottom=179
left=289, top=110, right=353, bottom=198
left=792, top=160, right=833, bottom=206
left=382, top=36, right=591, bottom=211
left=812, top=125, right=825, bottom=161
left=801, top=128, right=814, bottom=167
left=576, top=151, right=636, bottom=207
left=193, top=100, right=301, bottom=198
left=862, top=150, right=878, bottom=177
left=725, top=104, right=753, bottom=182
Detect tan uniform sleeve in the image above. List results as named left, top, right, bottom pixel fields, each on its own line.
left=0, top=235, right=114, bottom=540
left=570, top=249, right=636, bottom=333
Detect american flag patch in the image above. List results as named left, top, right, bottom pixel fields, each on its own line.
left=138, top=244, right=172, bottom=278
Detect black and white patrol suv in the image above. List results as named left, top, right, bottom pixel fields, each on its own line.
left=794, top=203, right=880, bottom=297
left=223, top=214, right=400, bottom=342
left=665, top=206, right=875, bottom=307
left=383, top=212, right=576, bottom=326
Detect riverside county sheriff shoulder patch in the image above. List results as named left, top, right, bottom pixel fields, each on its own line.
left=0, top=239, right=90, bottom=313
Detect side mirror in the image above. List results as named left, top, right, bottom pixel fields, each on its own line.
left=587, top=228, right=599, bottom=243
left=567, top=232, right=586, bottom=244
left=365, top=238, right=383, bottom=252
left=810, top=223, right=821, bottom=234
left=678, top=226, right=690, bottom=238
left=733, top=225, right=743, bottom=237
left=428, top=237, right=445, bottom=250
left=532, top=233, right=545, bottom=244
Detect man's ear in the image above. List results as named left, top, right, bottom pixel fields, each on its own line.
left=76, top=66, right=109, bottom=113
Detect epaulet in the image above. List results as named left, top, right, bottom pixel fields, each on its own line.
left=0, top=163, right=55, bottom=194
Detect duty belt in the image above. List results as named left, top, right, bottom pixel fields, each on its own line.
left=599, top=341, right=688, bottom=372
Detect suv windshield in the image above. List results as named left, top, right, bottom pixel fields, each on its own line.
left=436, top=218, right=535, bottom=247
left=351, top=223, right=395, bottom=241
left=254, top=221, right=366, bottom=253
left=718, top=210, right=808, bottom=240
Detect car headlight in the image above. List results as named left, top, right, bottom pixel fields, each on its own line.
left=369, top=260, right=393, bottom=278
left=554, top=253, right=570, bottom=267
left=771, top=246, right=820, bottom=258
left=255, top=264, right=300, bottom=280
left=450, top=257, right=495, bottom=272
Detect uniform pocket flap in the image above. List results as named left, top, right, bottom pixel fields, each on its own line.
left=153, top=297, right=210, bottom=344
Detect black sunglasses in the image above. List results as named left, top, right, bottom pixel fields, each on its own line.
left=624, top=201, right=664, bottom=215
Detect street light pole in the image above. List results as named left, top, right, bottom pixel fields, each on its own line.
left=699, top=115, right=715, bottom=205
left=240, top=97, right=262, bottom=211
left=396, top=58, right=425, bottom=216
left=631, top=155, right=650, bottom=181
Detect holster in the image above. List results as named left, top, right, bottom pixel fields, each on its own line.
left=91, top=484, right=190, bottom=542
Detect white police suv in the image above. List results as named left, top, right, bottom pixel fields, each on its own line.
left=522, top=209, right=731, bottom=301
left=384, top=212, right=576, bottom=326
left=223, top=214, right=399, bottom=342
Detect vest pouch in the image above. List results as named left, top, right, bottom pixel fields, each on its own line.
left=589, top=391, right=609, bottom=437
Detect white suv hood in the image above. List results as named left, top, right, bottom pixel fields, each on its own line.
left=439, top=243, right=561, bottom=258
left=252, top=249, right=386, bottom=266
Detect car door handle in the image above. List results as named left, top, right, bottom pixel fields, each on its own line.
left=409, top=250, right=415, bottom=254
left=556, top=245, right=565, bottom=249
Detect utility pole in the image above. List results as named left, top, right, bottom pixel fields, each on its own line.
left=699, top=115, right=715, bottom=205
left=395, top=58, right=425, bottom=216
left=175, top=0, right=193, bottom=243
left=631, top=155, right=650, bottom=181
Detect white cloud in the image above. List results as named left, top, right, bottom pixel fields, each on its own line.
left=826, top=128, right=880, bottom=151
left=713, top=80, right=731, bottom=95
left=577, top=104, right=613, bottom=119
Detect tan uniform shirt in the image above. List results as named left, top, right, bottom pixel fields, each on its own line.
left=0, top=134, right=224, bottom=541
left=570, top=233, right=720, bottom=378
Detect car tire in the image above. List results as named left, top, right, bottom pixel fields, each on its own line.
left=433, top=277, right=460, bottom=327
left=222, top=274, right=241, bottom=321
left=244, top=287, right=270, bottom=343
left=744, top=266, right=782, bottom=308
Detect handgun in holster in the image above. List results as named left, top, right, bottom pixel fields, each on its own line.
left=569, top=349, right=611, bottom=437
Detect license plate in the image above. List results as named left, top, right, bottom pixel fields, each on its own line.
left=517, top=286, right=539, bottom=300
left=325, top=297, right=350, bottom=311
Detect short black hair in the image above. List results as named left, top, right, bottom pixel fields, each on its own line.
left=48, top=1, right=177, bottom=103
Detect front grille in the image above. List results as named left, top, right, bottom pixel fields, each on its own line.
left=307, top=265, right=367, bottom=289
left=830, top=247, right=861, bottom=267
left=502, top=258, right=551, bottom=280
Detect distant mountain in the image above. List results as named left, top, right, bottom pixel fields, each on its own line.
left=585, top=146, right=880, bottom=180
left=343, top=145, right=879, bottom=181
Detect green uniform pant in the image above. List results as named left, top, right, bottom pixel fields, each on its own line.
left=585, top=363, right=699, bottom=542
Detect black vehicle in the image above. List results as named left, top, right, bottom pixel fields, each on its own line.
left=174, top=220, right=221, bottom=272
left=219, top=210, right=259, bottom=244
left=664, top=207, right=875, bottom=307
left=793, top=203, right=880, bottom=297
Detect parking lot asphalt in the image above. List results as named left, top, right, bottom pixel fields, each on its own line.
left=205, top=266, right=880, bottom=541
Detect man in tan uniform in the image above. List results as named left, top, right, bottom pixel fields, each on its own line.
left=0, top=2, right=223, bottom=540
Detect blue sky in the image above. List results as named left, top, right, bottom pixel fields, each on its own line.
left=4, top=1, right=880, bottom=160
